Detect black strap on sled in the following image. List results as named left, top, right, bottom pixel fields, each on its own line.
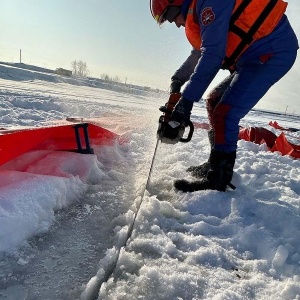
left=73, top=123, right=94, bottom=154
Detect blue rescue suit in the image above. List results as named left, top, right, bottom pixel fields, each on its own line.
left=172, top=0, right=299, bottom=152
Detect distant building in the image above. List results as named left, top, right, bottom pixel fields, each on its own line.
left=55, top=68, right=72, bottom=77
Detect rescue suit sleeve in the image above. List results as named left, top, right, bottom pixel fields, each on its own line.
left=182, top=0, right=235, bottom=101
left=171, top=48, right=202, bottom=84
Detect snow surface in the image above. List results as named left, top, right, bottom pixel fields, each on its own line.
left=0, top=64, right=299, bottom=300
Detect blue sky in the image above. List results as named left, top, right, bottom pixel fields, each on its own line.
left=0, top=0, right=191, bottom=88
left=0, top=0, right=299, bottom=113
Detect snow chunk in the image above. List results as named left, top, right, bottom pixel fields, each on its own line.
left=272, top=245, right=289, bottom=268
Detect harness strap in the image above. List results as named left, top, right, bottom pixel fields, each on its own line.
left=222, top=0, right=279, bottom=69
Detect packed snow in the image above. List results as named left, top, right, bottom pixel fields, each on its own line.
left=0, top=64, right=299, bottom=300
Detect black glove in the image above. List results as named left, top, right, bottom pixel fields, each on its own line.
left=172, top=97, right=194, bottom=126
left=159, top=93, right=181, bottom=116
left=169, top=79, right=182, bottom=93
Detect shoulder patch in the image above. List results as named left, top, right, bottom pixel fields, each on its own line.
left=201, top=7, right=215, bottom=26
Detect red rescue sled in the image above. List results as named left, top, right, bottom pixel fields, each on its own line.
left=0, top=118, right=121, bottom=166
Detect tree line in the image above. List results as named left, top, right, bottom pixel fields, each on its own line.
left=71, top=60, right=89, bottom=77
left=71, top=60, right=121, bottom=83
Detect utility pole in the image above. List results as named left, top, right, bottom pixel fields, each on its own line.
left=285, top=105, right=288, bottom=115
left=19, top=49, right=22, bottom=63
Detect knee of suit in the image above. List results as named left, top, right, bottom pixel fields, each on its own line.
left=211, top=103, right=231, bottom=144
left=211, top=104, right=241, bottom=152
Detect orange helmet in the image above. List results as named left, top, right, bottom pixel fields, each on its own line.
left=150, top=0, right=183, bottom=25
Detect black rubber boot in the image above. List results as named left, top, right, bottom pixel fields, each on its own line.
left=186, top=130, right=214, bottom=178
left=175, top=149, right=236, bottom=192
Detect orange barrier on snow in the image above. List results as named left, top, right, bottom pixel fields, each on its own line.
left=0, top=122, right=119, bottom=166
left=271, top=132, right=300, bottom=159
left=193, top=121, right=300, bottom=159
left=238, top=127, right=277, bottom=148
left=269, top=121, right=299, bottom=132
left=239, top=127, right=300, bottom=159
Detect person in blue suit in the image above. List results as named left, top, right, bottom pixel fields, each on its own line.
left=150, top=0, right=299, bottom=192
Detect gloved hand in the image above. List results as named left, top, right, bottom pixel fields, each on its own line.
left=172, top=97, right=194, bottom=126
left=169, top=79, right=182, bottom=93
left=159, top=93, right=181, bottom=116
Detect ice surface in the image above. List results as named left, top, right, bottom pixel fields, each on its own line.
left=0, top=64, right=299, bottom=300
